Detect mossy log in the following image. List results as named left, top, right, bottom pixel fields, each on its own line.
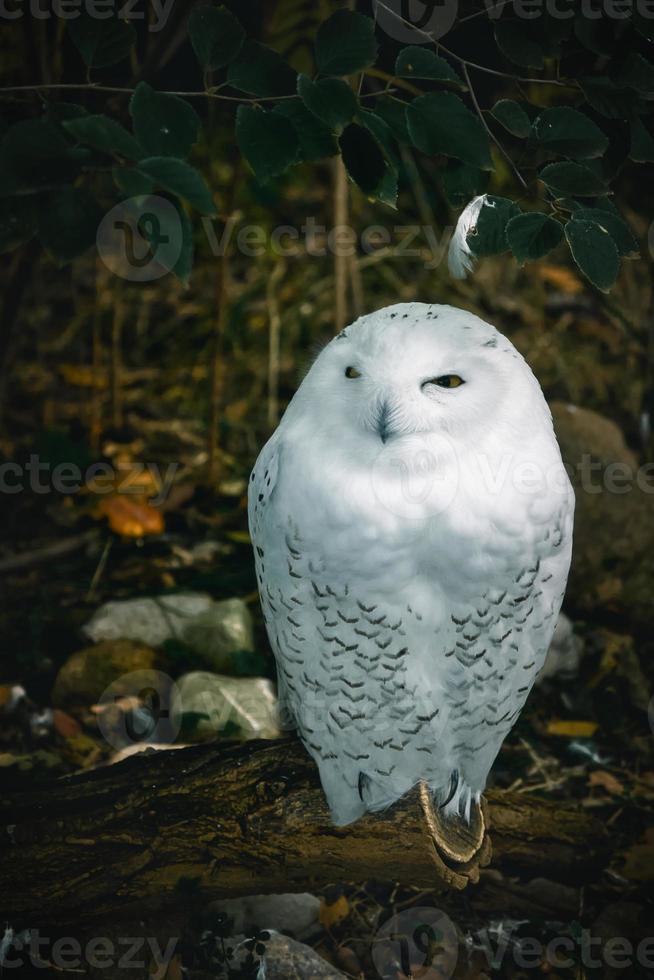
left=1, top=736, right=609, bottom=929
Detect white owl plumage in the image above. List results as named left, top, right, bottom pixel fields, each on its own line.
left=249, top=303, right=574, bottom=826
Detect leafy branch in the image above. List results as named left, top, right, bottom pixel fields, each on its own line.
left=0, top=1, right=650, bottom=293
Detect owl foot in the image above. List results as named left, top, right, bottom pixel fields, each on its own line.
left=437, top=773, right=480, bottom=824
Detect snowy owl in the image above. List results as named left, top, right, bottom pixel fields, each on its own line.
left=249, top=303, right=574, bottom=826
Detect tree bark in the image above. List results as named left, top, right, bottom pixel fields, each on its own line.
left=1, top=737, right=609, bottom=931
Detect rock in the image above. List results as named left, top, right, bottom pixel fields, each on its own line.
left=181, top=598, right=255, bottom=672
left=536, top=613, right=583, bottom=684
left=211, top=894, right=321, bottom=941
left=551, top=402, right=638, bottom=470
left=551, top=402, right=654, bottom=630
left=83, top=594, right=255, bottom=672
left=261, top=934, right=346, bottom=979
left=176, top=671, right=278, bottom=740
left=51, top=639, right=161, bottom=708
left=228, top=933, right=346, bottom=980
left=83, top=593, right=213, bottom=647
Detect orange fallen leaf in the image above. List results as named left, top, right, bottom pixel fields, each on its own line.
left=537, top=264, right=583, bottom=294
left=546, top=720, right=599, bottom=738
left=53, top=709, right=82, bottom=739
left=319, top=895, right=350, bottom=928
left=589, top=770, right=623, bottom=795
left=97, top=495, right=164, bottom=537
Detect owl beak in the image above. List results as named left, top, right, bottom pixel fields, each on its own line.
left=376, top=401, right=392, bottom=444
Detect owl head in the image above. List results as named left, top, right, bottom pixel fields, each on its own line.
left=292, top=303, right=545, bottom=451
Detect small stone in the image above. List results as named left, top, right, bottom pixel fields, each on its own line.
left=177, top=672, right=278, bottom=740
left=536, top=613, right=582, bottom=684
left=52, top=639, right=162, bottom=708
left=82, top=594, right=255, bottom=672
left=210, top=894, right=321, bottom=940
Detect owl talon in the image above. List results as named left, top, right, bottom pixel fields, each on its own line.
left=440, top=769, right=459, bottom=810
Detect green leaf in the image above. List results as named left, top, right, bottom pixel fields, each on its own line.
left=406, top=92, right=492, bottom=169
left=0, top=119, right=80, bottom=193
left=297, top=74, right=357, bottom=131
left=315, top=10, right=378, bottom=76
left=490, top=99, right=532, bottom=138
left=579, top=77, right=636, bottom=120
left=630, top=116, right=654, bottom=162
left=339, top=122, right=387, bottom=197
left=440, top=160, right=489, bottom=207
left=359, top=110, right=399, bottom=207
left=187, top=4, right=245, bottom=70
left=373, top=96, right=411, bottom=144
left=395, top=47, right=462, bottom=85
left=135, top=157, right=216, bottom=213
left=0, top=196, right=36, bottom=253
left=564, top=218, right=619, bottom=292
left=235, top=105, right=299, bottom=182
left=539, top=161, right=607, bottom=197
left=361, top=110, right=399, bottom=167
left=227, top=40, right=297, bottom=97
left=130, top=83, right=200, bottom=158
left=37, top=185, right=102, bottom=262
left=572, top=208, right=639, bottom=258
left=44, top=102, right=89, bottom=123
left=67, top=13, right=136, bottom=67
left=112, top=165, right=154, bottom=196
left=495, top=22, right=544, bottom=69
left=533, top=107, right=608, bottom=160
left=613, top=54, right=654, bottom=93
left=469, top=196, right=520, bottom=257
left=273, top=102, right=337, bottom=163
left=506, top=212, right=564, bottom=262
left=63, top=115, right=144, bottom=161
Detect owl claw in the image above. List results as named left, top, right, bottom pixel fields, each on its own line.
left=358, top=771, right=370, bottom=801
left=440, top=769, right=459, bottom=810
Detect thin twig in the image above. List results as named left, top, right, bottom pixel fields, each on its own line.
left=462, top=63, right=527, bottom=189
left=373, top=0, right=572, bottom=86
left=0, top=530, right=100, bottom=575
left=0, top=82, right=401, bottom=103
left=0, top=82, right=297, bottom=102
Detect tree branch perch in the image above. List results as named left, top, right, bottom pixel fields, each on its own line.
left=1, top=737, right=610, bottom=930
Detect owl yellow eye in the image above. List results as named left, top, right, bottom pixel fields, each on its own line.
left=423, top=374, right=465, bottom=389
left=345, top=366, right=361, bottom=379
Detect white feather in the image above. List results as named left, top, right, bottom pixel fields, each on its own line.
left=447, top=194, right=488, bottom=279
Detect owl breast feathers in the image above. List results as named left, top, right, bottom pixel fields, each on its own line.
left=249, top=302, right=574, bottom=826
